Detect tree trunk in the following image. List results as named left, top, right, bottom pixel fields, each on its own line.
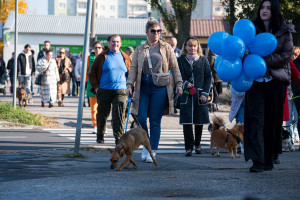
left=176, top=13, right=192, bottom=48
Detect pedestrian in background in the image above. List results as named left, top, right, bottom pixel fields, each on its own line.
left=0, top=56, right=5, bottom=84
left=74, top=52, right=83, bottom=97
left=169, top=37, right=181, bottom=58
left=177, top=37, right=211, bottom=156
left=30, top=50, right=35, bottom=95
left=86, top=41, right=104, bottom=134
left=17, top=44, right=35, bottom=100
left=126, top=17, right=183, bottom=163
left=89, top=35, right=130, bottom=144
left=126, top=46, right=134, bottom=60
left=37, top=41, right=51, bottom=61
left=244, top=0, right=295, bottom=172
left=68, top=51, right=77, bottom=97
left=36, top=50, right=60, bottom=108
left=7, top=52, right=14, bottom=93
left=56, top=48, right=73, bottom=107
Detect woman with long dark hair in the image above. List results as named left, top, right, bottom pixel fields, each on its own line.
left=244, top=0, right=295, bottom=172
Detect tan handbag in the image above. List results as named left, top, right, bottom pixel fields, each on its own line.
left=146, top=48, right=170, bottom=87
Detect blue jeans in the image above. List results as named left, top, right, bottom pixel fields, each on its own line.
left=71, top=74, right=76, bottom=95
left=18, top=75, right=32, bottom=95
left=286, top=99, right=298, bottom=138
left=136, top=74, right=168, bottom=150
left=236, top=99, right=245, bottom=124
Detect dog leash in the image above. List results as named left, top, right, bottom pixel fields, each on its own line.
left=124, top=95, right=132, bottom=133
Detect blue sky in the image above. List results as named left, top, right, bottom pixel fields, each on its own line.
left=26, top=0, right=48, bottom=15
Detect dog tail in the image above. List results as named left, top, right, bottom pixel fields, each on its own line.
left=131, top=113, right=142, bottom=128
left=212, top=115, right=224, bottom=131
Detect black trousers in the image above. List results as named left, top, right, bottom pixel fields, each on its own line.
left=244, top=80, right=285, bottom=164
left=183, top=125, right=203, bottom=150
left=291, top=81, right=300, bottom=136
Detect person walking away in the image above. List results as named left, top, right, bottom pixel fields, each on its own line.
left=7, top=53, right=14, bottom=93
left=0, top=56, right=5, bottom=84
left=89, top=35, right=131, bottom=144
left=177, top=37, right=211, bottom=156
left=36, top=50, right=60, bottom=107
left=86, top=41, right=104, bottom=134
left=244, top=0, right=295, bottom=172
left=56, top=48, right=73, bottom=107
left=68, top=51, right=77, bottom=96
left=17, top=44, right=35, bottom=101
left=74, top=52, right=83, bottom=97
left=126, top=18, right=183, bottom=162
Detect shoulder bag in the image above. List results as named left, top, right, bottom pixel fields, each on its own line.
left=35, top=63, right=50, bottom=85
left=146, top=48, right=170, bottom=87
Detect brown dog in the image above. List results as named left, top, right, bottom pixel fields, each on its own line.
left=108, top=114, right=158, bottom=171
left=16, top=82, right=27, bottom=107
left=210, top=116, right=244, bottom=158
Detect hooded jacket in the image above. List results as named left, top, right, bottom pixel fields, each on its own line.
left=17, top=50, right=35, bottom=75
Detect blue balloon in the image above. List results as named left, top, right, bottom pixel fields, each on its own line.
left=233, top=19, right=256, bottom=46
left=214, top=56, right=223, bottom=70
left=243, top=54, right=267, bottom=79
left=248, top=33, right=277, bottom=57
left=217, top=58, right=242, bottom=82
left=231, top=72, right=253, bottom=92
left=208, top=31, right=230, bottom=55
left=221, top=35, right=246, bottom=59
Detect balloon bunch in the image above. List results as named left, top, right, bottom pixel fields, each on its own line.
left=208, top=19, right=277, bottom=92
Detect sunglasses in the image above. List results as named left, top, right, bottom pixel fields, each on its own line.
left=94, top=47, right=102, bottom=49
left=59, top=52, right=65, bottom=54
left=150, top=29, right=162, bottom=34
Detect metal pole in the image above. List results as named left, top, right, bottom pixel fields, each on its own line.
left=74, top=0, right=92, bottom=154
left=90, top=0, right=96, bottom=51
left=12, top=1, right=18, bottom=108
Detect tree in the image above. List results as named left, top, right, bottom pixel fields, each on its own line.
left=145, top=0, right=197, bottom=47
left=0, top=0, right=28, bottom=23
left=221, top=0, right=300, bottom=45
left=222, top=0, right=237, bottom=34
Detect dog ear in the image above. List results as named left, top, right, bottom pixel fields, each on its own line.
left=108, top=148, right=114, bottom=153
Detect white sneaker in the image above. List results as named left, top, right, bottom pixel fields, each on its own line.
left=92, top=126, right=97, bottom=134
left=141, top=147, right=148, bottom=161
left=146, top=150, right=156, bottom=163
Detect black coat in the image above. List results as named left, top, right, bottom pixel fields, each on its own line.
left=177, top=55, right=212, bottom=124
left=7, top=58, right=14, bottom=76
left=17, top=52, right=35, bottom=75
left=0, top=57, right=5, bottom=78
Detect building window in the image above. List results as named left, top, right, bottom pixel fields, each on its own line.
left=110, top=5, right=115, bottom=11
left=59, top=3, right=66, bottom=9
left=215, top=6, right=221, bottom=11
left=78, top=3, right=87, bottom=9
left=100, top=5, right=105, bottom=11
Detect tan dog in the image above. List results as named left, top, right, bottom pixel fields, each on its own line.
left=210, top=116, right=244, bottom=158
left=16, top=82, right=27, bottom=107
left=108, top=114, right=158, bottom=171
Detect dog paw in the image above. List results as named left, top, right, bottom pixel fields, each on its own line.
left=116, top=168, right=123, bottom=171
left=236, top=155, right=240, bottom=158
left=133, top=165, right=137, bottom=169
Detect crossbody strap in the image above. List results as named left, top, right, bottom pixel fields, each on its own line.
left=145, top=48, right=153, bottom=73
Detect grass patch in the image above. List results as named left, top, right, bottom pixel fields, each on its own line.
left=51, top=153, right=86, bottom=158
left=0, top=102, right=58, bottom=126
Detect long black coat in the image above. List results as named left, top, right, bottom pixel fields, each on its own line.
left=177, top=55, right=212, bottom=125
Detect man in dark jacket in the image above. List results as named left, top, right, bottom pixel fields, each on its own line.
left=7, top=52, right=15, bottom=93
left=37, top=40, right=51, bottom=61
left=0, top=56, right=5, bottom=81
left=68, top=51, right=76, bottom=96
left=17, top=44, right=35, bottom=97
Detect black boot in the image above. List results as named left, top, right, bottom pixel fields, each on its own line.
left=249, top=160, right=264, bottom=173
left=96, top=134, right=104, bottom=144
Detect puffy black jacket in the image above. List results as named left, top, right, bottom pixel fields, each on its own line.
left=17, top=52, right=35, bottom=75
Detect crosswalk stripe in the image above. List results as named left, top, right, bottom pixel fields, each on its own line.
left=46, top=128, right=212, bottom=153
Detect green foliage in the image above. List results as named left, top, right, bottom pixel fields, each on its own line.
left=221, top=0, right=300, bottom=45
left=0, top=103, right=42, bottom=125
